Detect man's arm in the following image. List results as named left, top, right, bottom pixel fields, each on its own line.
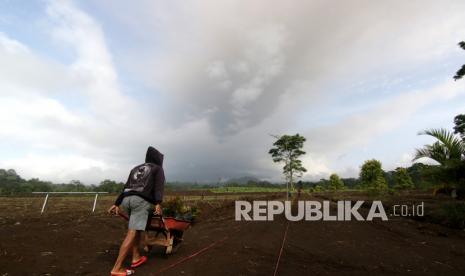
left=108, top=204, right=120, bottom=215
left=108, top=172, right=131, bottom=214
left=153, top=167, right=165, bottom=203
left=152, top=167, right=165, bottom=214
left=113, top=173, right=131, bottom=206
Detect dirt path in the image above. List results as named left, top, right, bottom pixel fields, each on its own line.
left=1, top=196, right=465, bottom=275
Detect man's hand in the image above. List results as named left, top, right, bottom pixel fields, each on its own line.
left=154, top=204, right=162, bottom=215
left=108, top=205, right=120, bottom=215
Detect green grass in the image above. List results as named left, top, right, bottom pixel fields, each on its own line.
left=210, top=186, right=286, bottom=193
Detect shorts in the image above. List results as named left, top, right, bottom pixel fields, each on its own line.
left=120, top=195, right=153, bottom=231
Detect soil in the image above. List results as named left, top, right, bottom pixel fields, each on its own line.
left=1, top=193, right=465, bottom=275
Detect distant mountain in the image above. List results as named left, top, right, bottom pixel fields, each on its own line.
left=226, top=176, right=261, bottom=184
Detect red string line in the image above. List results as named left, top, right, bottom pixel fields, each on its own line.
left=273, top=221, right=290, bottom=276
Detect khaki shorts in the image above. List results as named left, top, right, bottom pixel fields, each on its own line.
left=120, top=195, right=153, bottom=231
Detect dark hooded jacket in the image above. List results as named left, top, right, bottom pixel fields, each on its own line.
left=114, top=147, right=165, bottom=206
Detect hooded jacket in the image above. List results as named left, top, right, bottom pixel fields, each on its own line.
left=114, top=146, right=165, bottom=206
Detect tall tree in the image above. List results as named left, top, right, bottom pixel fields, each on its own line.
left=329, top=173, right=344, bottom=190
left=454, top=41, right=465, bottom=81
left=453, top=114, right=465, bottom=140
left=359, top=159, right=388, bottom=191
left=269, top=134, right=307, bottom=199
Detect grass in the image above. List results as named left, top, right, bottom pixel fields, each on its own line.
left=210, top=186, right=287, bottom=193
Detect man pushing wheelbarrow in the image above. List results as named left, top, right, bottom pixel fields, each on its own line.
left=108, top=146, right=165, bottom=276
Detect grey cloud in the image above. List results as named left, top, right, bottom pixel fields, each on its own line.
left=2, top=1, right=465, bottom=184
left=94, top=0, right=465, bottom=138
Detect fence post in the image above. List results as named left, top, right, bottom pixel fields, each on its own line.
left=92, top=193, right=99, bottom=213
left=41, top=193, right=49, bottom=214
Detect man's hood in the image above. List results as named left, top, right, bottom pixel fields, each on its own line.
left=145, top=146, right=163, bottom=166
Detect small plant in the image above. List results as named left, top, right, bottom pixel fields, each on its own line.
left=162, top=197, right=199, bottom=222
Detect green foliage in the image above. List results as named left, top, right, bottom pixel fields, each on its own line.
left=298, top=178, right=358, bottom=190
left=329, top=173, right=344, bottom=190
left=406, top=163, right=433, bottom=189
left=165, top=182, right=216, bottom=191
left=414, top=128, right=464, bottom=166
left=162, top=197, right=199, bottom=221
left=97, top=179, right=125, bottom=193
left=454, top=65, right=465, bottom=81
left=269, top=134, right=307, bottom=191
left=440, top=202, right=465, bottom=229
left=310, top=185, right=323, bottom=192
left=460, top=41, right=465, bottom=50
left=211, top=186, right=286, bottom=193
left=454, top=114, right=465, bottom=140
left=359, top=159, right=388, bottom=192
left=0, top=168, right=124, bottom=194
left=393, top=167, right=414, bottom=190
left=413, top=126, right=465, bottom=187
left=454, top=41, right=465, bottom=81
left=224, top=180, right=278, bottom=188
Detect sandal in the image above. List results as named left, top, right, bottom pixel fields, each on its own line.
left=110, top=269, right=135, bottom=275
left=131, top=256, right=148, bottom=268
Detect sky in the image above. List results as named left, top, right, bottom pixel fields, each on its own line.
left=0, top=0, right=464, bottom=184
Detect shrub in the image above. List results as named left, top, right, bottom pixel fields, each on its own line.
left=393, top=167, right=414, bottom=190
left=441, top=202, right=465, bottom=229
left=162, top=197, right=199, bottom=222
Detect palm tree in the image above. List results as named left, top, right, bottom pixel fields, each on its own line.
left=413, top=128, right=464, bottom=165
left=454, top=41, right=465, bottom=81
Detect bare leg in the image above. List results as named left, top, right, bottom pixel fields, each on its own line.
left=112, top=229, right=137, bottom=273
left=132, top=231, right=142, bottom=262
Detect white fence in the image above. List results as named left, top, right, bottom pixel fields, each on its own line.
left=32, top=192, right=109, bottom=214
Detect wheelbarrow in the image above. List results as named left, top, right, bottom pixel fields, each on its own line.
left=119, top=212, right=191, bottom=254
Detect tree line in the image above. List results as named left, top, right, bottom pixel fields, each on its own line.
left=269, top=112, right=464, bottom=194
left=0, top=169, right=125, bottom=195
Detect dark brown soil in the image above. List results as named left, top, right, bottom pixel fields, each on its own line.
left=1, top=194, right=465, bottom=275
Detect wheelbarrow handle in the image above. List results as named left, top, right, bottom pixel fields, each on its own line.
left=152, top=214, right=169, bottom=231
left=118, top=212, right=129, bottom=221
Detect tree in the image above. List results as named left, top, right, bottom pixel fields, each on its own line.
left=98, top=179, right=124, bottom=193
left=453, top=41, right=465, bottom=81
left=68, top=180, right=87, bottom=192
left=359, top=159, right=388, bottom=191
left=329, top=173, right=344, bottom=190
left=414, top=128, right=465, bottom=186
left=269, top=134, right=307, bottom=199
left=413, top=128, right=464, bottom=166
left=393, top=167, right=414, bottom=190
left=454, top=114, right=465, bottom=140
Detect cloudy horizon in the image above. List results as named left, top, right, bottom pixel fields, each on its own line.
left=1, top=0, right=464, bottom=184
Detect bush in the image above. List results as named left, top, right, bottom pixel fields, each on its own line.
left=162, top=197, right=199, bottom=222
left=360, top=159, right=388, bottom=192
left=393, top=167, right=414, bottom=190
left=309, top=185, right=323, bottom=193
left=441, top=202, right=465, bottom=229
